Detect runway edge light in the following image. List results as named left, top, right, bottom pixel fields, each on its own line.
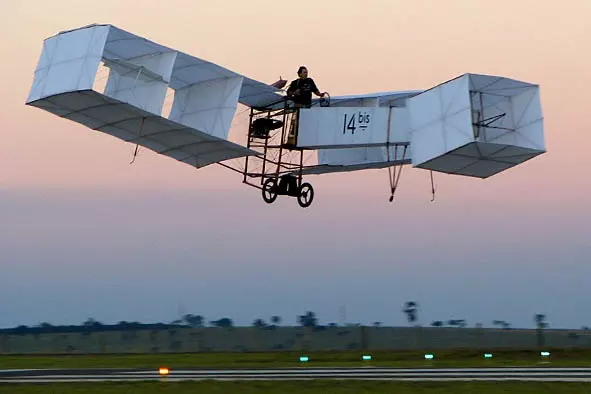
left=424, top=353, right=434, bottom=360
left=484, top=353, right=493, bottom=358
left=362, top=355, right=372, bottom=361
left=299, top=356, right=309, bottom=362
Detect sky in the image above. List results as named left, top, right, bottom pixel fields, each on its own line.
left=0, top=0, right=590, bottom=330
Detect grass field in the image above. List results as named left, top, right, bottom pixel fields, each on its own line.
left=0, top=381, right=590, bottom=393
left=1, top=348, right=590, bottom=369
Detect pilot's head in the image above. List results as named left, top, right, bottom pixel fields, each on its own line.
left=297, top=66, right=308, bottom=79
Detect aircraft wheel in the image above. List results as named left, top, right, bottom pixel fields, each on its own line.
left=262, top=178, right=278, bottom=204
left=297, top=182, right=314, bottom=208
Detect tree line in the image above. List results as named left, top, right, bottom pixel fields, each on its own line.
left=2, top=302, right=587, bottom=335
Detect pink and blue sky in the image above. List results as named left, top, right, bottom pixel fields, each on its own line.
left=0, top=0, right=590, bottom=329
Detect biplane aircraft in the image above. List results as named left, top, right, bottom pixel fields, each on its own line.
left=26, top=24, right=546, bottom=208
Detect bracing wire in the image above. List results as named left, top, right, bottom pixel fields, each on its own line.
left=429, top=170, right=436, bottom=202
left=130, top=117, right=146, bottom=164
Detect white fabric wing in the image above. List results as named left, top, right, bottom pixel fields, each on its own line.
left=25, top=24, right=288, bottom=168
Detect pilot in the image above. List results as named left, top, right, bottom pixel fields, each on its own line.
left=285, top=66, right=328, bottom=145
left=286, top=66, right=327, bottom=107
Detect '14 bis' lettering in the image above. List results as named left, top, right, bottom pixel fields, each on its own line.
left=343, top=111, right=371, bottom=134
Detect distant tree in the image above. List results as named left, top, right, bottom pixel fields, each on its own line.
left=447, top=319, right=467, bottom=328
left=535, top=314, right=548, bottom=346
left=345, top=323, right=361, bottom=327
left=535, top=314, right=548, bottom=329
left=298, top=311, right=318, bottom=327
left=14, top=325, right=28, bottom=335
left=182, top=314, right=204, bottom=328
left=402, top=302, right=418, bottom=326
left=83, top=318, right=103, bottom=328
left=252, top=318, right=266, bottom=328
left=271, top=316, right=281, bottom=326
left=493, top=320, right=511, bottom=330
left=431, top=321, right=444, bottom=327
left=210, top=318, right=233, bottom=328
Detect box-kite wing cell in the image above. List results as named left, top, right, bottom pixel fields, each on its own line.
left=26, top=24, right=284, bottom=168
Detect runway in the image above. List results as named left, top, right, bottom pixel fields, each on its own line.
left=3, top=367, right=591, bottom=382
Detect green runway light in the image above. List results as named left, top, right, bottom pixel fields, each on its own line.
left=484, top=353, right=493, bottom=358
left=424, top=353, right=434, bottom=360
left=362, top=355, right=372, bottom=361
left=299, top=356, right=309, bottom=362
left=541, top=351, right=550, bottom=357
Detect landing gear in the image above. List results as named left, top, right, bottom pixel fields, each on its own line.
left=297, top=182, right=314, bottom=208
left=262, top=178, right=278, bottom=204
left=243, top=99, right=317, bottom=209
left=261, top=175, right=315, bottom=208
